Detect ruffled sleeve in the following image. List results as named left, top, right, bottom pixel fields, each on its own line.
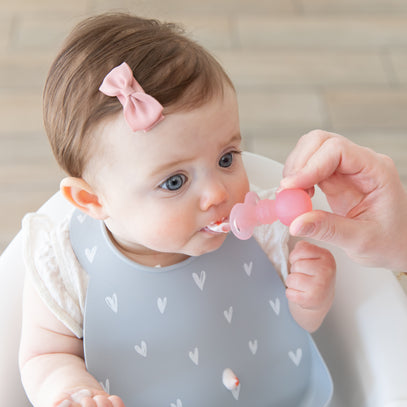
left=22, top=212, right=88, bottom=338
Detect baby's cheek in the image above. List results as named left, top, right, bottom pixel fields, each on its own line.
left=236, top=175, right=250, bottom=202
left=146, top=217, right=189, bottom=246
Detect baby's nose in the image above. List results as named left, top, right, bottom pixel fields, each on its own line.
left=199, top=178, right=228, bottom=211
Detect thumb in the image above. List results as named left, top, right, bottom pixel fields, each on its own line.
left=289, top=210, right=369, bottom=250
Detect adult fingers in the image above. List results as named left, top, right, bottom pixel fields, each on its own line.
left=283, top=130, right=335, bottom=178
left=282, top=132, right=371, bottom=191
left=289, top=210, right=374, bottom=255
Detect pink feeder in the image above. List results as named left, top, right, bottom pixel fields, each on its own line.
left=230, top=189, right=312, bottom=240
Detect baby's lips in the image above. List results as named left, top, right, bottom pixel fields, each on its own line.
left=205, top=219, right=231, bottom=233
left=218, top=222, right=231, bottom=233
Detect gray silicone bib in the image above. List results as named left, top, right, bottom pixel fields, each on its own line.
left=70, top=210, right=333, bottom=406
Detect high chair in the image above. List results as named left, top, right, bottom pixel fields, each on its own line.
left=1, top=152, right=407, bottom=406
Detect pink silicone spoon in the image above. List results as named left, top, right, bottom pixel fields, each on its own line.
left=230, top=189, right=312, bottom=240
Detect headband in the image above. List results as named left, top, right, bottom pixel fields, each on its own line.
left=99, top=62, right=164, bottom=132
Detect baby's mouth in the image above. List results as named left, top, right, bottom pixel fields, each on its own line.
left=204, top=218, right=231, bottom=233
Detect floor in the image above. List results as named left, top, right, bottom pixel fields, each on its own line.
left=1, top=0, right=407, bottom=289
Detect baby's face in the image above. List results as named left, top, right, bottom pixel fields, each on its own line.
left=89, top=85, right=249, bottom=266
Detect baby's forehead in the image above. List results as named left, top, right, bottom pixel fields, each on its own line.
left=82, top=113, right=125, bottom=177
left=84, top=111, right=160, bottom=174
left=84, top=86, right=239, bottom=178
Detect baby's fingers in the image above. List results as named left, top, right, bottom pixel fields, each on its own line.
left=56, top=390, right=125, bottom=407
left=84, top=395, right=125, bottom=407
left=56, top=390, right=93, bottom=407
left=107, top=395, right=126, bottom=407
left=287, top=242, right=336, bottom=308
left=289, top=240, right=334, bottom=266
left=92, top=395, right=123, bottom=407
left=285, top=271, right=324, bottom=309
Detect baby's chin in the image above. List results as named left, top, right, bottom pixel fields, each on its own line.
left=187, top=232, right=229, bottom=257
left=151, top=230, right=229, bottom=262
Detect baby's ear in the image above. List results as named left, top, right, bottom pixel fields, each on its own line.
left=60, top=177, right=107, bottom=220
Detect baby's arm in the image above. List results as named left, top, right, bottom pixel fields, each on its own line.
left=19, top=278, right=125, bottom=407
left=285, top=240, right=336, bottom=333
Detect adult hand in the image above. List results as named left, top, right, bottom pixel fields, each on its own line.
left=280, top=130, right=407, bottom=270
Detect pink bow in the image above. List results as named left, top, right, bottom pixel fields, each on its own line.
left=99, top=62, right=164, bottom=132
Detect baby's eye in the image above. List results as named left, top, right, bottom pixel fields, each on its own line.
left=160, top=174, right=187, bottom=191
left=219, top=152, right=234, bottom=168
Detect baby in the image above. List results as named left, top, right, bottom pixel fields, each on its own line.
left=19, top=13, right=335, bottom=407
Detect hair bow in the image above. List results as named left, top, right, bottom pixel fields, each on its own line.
left=99, top=62, right=164, bottom=132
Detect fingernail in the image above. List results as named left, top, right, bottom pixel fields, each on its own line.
left=279, top=179, right=289, bottom=189
left=291, top=222, right=315, bottom=237
left=57, top=401, right=72, bottom=407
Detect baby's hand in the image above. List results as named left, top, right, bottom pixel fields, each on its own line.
left=55, top=388, right=125, bottom=407
left=285, top=241, right=336, bottom=332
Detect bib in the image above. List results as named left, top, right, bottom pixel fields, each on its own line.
left=70, top=210, right=332, bottom=406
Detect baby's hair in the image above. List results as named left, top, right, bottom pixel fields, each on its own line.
left=43, top=13, right=234, bottom=177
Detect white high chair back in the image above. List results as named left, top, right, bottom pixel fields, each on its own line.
left=1, top=152, right=407, bottom=407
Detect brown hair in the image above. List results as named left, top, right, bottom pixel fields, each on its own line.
left=43, top=13, right=234, bottom=177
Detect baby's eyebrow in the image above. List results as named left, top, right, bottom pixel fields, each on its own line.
left=149, top=133, right=242, bottom=178
left=149, top=157, right=192, bottom=178
left=228, top=133, right=242, bottom=144
left=219, top=133, right=242, bottom=150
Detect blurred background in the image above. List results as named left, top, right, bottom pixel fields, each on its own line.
left=1, top=0, right=407, bottom=255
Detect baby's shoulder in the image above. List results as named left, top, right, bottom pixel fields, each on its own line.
left=22, top=211, right=72, bottom=255
left=22, top=210, right=87, bottom=338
